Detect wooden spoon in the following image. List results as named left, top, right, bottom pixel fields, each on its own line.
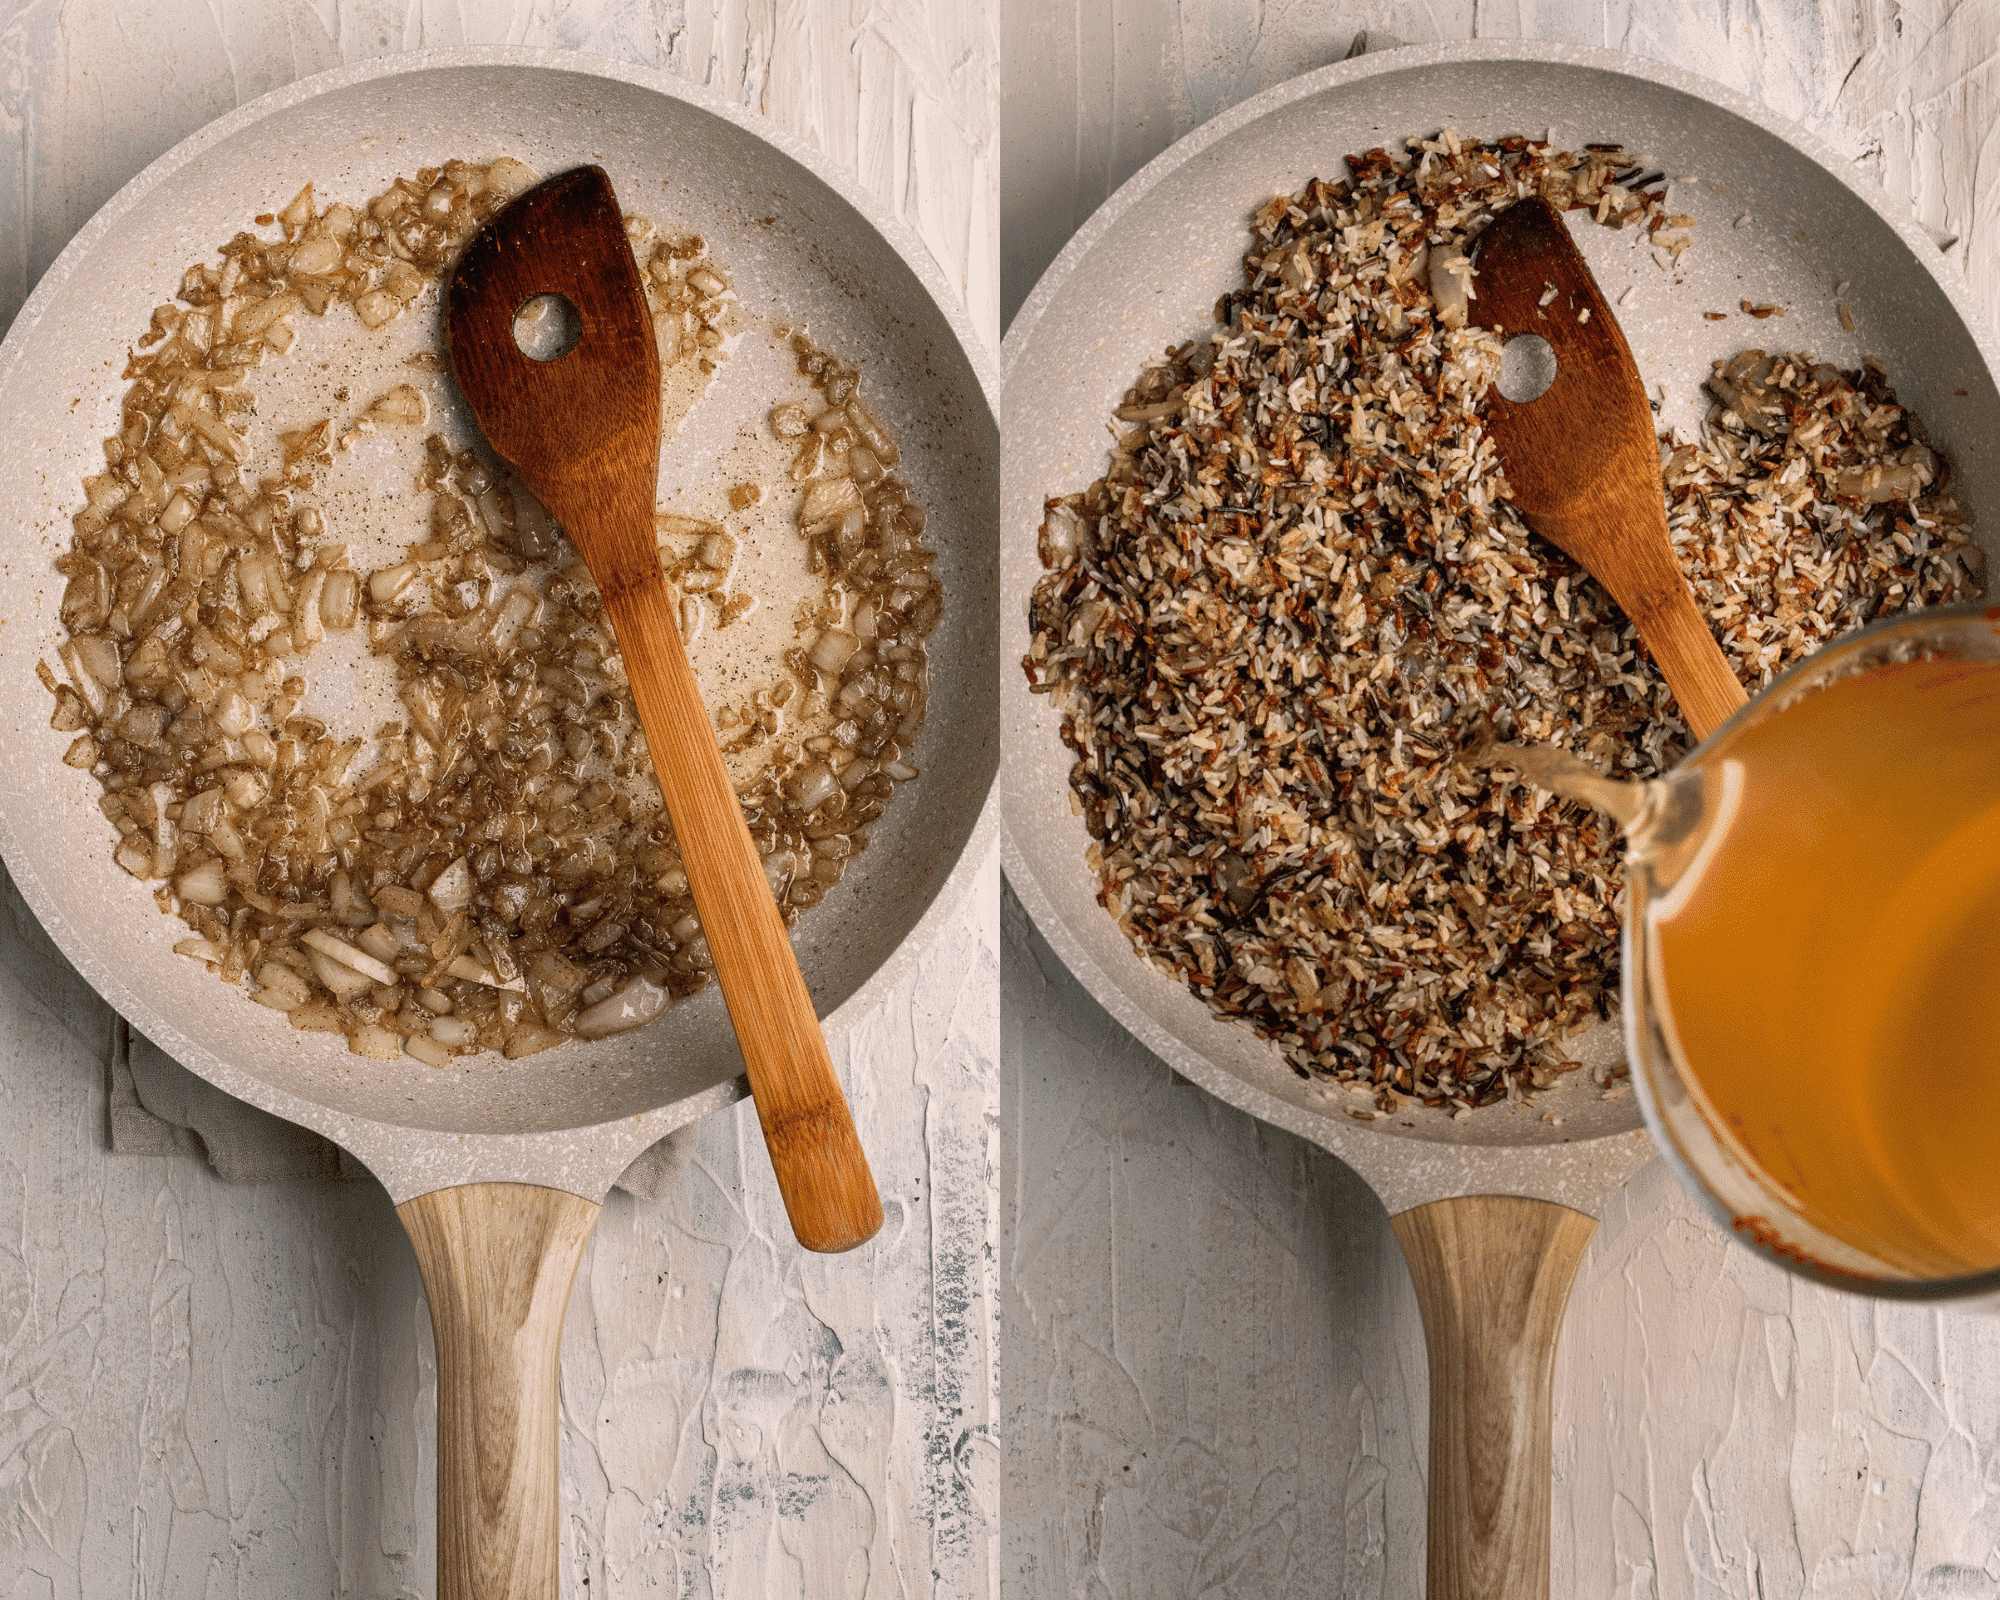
left=1469, top=196, right=1747, bottom=740
left=1371, top=200, right=1749, bottom=1600
left=444, top=166, right=884, bottom=1254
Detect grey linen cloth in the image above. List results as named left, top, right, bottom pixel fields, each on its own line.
left=111, top=1026, right=700, bottom=1200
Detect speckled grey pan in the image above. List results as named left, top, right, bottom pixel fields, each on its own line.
left=0, top=47, right=997, bottom=1206
left=1005, top=35, right=2000, bottom=1229
left=1002, top=39, right=2000, bottom=1592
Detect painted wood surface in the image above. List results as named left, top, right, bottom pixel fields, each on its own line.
left=0, top=4, right=997, bottom=1596
left=1002, top=12, right=2000, bottom=1597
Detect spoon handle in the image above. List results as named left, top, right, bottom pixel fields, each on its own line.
left=1534, top=495, right=1749, bottom=743
left=606, top=573, right=884, bottom=1253
left=1629, top=581, right=1748, bottom=742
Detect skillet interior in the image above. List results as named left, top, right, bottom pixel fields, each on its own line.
left=1001, top=43, right=2000, bottom=1165
left=0, top=56, right=997, bottom=1142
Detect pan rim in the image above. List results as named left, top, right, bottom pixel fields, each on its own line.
left=0, top=45, right=998, bottom=1200
left=1003, top=38, right=1996, bottom=391
left=998, top=38, right=2000, bottom=1209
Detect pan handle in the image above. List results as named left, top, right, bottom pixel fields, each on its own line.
left=399, top=1182, right=602, bottom=1600
left=1389, top=1194, right=1597, bottom=1600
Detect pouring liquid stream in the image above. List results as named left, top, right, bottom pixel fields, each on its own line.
left=1494, top=655, right=2000, bottom=1279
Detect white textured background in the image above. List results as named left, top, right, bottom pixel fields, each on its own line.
left=0, top=5, right=998, bottom=1598
left=1001, top=5, right=2000, bottom=1598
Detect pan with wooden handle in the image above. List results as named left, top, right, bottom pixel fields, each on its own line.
left=0, top=50, right=996, bottom=1600
left=1001, top=40, right=2000, bottom=1598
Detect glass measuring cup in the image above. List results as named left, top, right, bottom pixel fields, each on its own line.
left=1514, top=602, right=2000, bottom=1297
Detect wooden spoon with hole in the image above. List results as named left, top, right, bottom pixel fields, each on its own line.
left=1469, top=195, right=1747, bottom=740
left=444, top=166, right=883, bottom=1253
left=385, top=165, right=879, bottom=1600
left=1376, top=200, right=1751, bottom=1600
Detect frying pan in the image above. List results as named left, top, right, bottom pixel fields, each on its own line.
left=1001, top=40, right=2000, bottom=1598
left=0, top=47, right=996, bottom=1600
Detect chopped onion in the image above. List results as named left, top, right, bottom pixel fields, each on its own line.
left=348, top=1022, right=402, bottom=1060
left=366, top=383, right=427, bottom=426
left=370, top=561, right=418, bottom=604
left=762, top=849, right=797, bottom=895
left=489, top=588, right=538, bottom=650
left=353, top=290, right=401, bottom=330
left=214, top=689, right=253, bottom=737
left=60, top=563, right=110, bottom=632
left=846, top=398, right=899, bottom=465
left=208, top=818, right=247, bottom=862
left=159, top=490, right=199, bottom=534
left=404, top=1032, right=452, bottom=1068
left=373, top=885, right=425, bottom=918
left=484, top=157, right=538, bottom=199
left=302, top=927, right=398, bottom=986
left=71, top=634, right=121, bottom=689
left=309, top=949, right=377, bottom=1001
left=808, top=629, right=859, bottom=675
left=427, top=856, right=474, bottom=912
left=223, top=770, right=268, bottom=810
left=293, top=571, right=325, bottom=647
left=179, top=792, right=226, bottom=844
left=502, top=1024, right=565, bottom=1058
left=799, top=477, right=862, bottom=525
left=429, top=1015, right=477, bottom=1047
left=788, top=762, right=839, bottom=812
left=769, top=404, right=811, bottom=438
left=234, top=290, right=300, bottom=338
left=321, top=570, right=359, bottom=629
left=176, top=861, right=229, bottom=905
left=289, top=236, right=341, bottom=276
left=355, top=923, right=401, bottom=963
left=383, top=262, right=425, bottom=303
left=445, top=954, right=525, bottom=992
left=329, top=870, right=362, bottom=921
left=528, top=950, right=584, bottom=994
left=1039, top=504, right=1083, bottom=568
left=572, top=976, right=671, bottom=1040
left=52, top=164, right=940, bottom=1071
left=254, top=962, right=312, bottom=1006
left=278, top=183, right=315, bottom=233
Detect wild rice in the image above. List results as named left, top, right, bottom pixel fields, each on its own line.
left=1026, top=131, right=1978, bottom=1108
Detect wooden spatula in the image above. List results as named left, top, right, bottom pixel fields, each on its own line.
left=1470, top=197, right=1747, bottom=740
left=446, top=166, right=883, bottom=1254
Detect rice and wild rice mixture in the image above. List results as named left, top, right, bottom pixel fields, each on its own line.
left=1026, top=132, right=1980, bottom=1114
